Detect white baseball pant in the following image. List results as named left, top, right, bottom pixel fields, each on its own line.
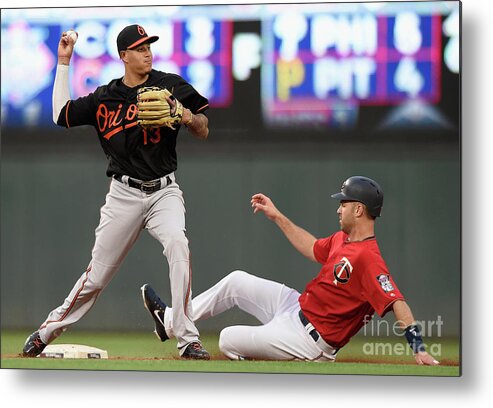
left=162, top=270, right=338, bottom=361
left=37, top=173, right=200, bottom=352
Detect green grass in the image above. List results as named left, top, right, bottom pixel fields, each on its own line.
left=1, top=330, right=460, bottom=376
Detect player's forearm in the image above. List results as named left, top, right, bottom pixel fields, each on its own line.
left=274, top=213, right=317, bottom=262
left=184, top=111, right=209, bottom=140
left=393, top=300, right=435, bottom=360
left=52, top=64, right=71, bottom=124
left=392, top=300, right=416, bottom=328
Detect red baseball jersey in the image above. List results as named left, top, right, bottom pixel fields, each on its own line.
left=298, top=231, right=404, bottom=349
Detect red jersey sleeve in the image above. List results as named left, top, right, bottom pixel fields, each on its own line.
left=313, top=235, right=336, bottom=264
left=359, top=259, right=404, bottom=317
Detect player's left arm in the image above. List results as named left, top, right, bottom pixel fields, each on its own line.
left=181, top=108, right=209, bottom=140
left=167, top=77, right=209, bottom=140
left=392, top=300, right=440, bottom=366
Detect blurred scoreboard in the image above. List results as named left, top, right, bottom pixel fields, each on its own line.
left=70, top=19, right=232, bottom=105
left=1, top=3, right=459, bottom=129
left=262, top=11, right=443, bottom=127
left=1, top=15, right=232, bottom=127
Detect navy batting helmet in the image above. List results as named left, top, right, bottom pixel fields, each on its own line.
left=331, top=176, right=384, bottom=217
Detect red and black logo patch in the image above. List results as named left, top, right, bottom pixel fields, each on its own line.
left=333, top=257, right=353, bottom=285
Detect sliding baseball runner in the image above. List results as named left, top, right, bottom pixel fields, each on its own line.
left=142, top=176, right=439, bottom=365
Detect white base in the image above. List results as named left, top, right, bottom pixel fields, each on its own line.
left=39, top=344, right=108, bottom=359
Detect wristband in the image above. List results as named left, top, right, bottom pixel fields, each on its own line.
left=404, top=324, right=426, bottom=353
left=184, top=111, right=193, bottom=127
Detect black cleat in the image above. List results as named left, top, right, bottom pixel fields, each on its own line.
left=22, top=331, right=46, bottom=357
left=141, top=284, right=169, bottom=342
left=181, top=342, right=210, bottom=360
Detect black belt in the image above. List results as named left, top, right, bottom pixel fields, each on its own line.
left=299, top=310, right=320, bottom=342
left=114, top=174, right=171, bottom=194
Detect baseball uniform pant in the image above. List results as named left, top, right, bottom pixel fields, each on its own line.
left=162, top=270, right=338, bottom=361
left=37, top=173, right=200, bottom=352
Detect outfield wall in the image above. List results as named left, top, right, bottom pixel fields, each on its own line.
left=1, top=130, right=460, bottom=337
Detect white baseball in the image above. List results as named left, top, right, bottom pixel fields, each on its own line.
left=66, top=30, right=78, bottom=44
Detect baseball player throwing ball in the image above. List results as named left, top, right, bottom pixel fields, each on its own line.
left=22, top=25, right=210, bottom=359
left=141, top=176, right=439, bottom=364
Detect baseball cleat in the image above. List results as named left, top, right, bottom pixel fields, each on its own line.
left=181, top=341, right=210, bottom=360
left=22, top=331, right=47, bottom=357
left=141, top=284, right=169, bottom=342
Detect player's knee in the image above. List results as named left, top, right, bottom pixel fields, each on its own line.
left=163, top=231, right=189, bottom=260
left=219, top=327, right=243, bottom=360
left=86, top=262, right=118, bottom=291
left=165, top=230, right=188, bottom=247
left=225, top=270, right=250, bottom=285
left=216, top=270, right=253, bottom=300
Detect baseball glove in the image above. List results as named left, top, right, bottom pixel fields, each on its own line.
left=137, top=86, right=184, bottom=129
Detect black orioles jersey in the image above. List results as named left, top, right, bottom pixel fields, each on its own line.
left=57, top=69, right=209, bottom=181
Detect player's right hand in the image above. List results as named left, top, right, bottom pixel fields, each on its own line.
left=251, top=193, right=281, bottom=221
left=58, top=31, right=76, bottom=63
left=414, top=351, right=440, bottom=366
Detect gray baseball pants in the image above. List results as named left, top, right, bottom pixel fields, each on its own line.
left=37, top=173, right=200, bottom=353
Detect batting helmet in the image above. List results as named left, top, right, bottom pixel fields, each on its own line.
left=331, top=176, right=384, bottom=217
